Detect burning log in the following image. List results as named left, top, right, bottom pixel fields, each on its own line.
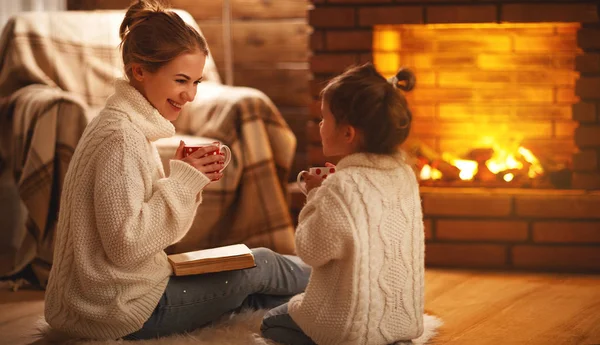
left=432, top=160, right=462, bottom=181
left=407, top=141, right=461, bottom=181
left=474, top=163, right=496, bottom=182
left=498, top=168, right=527, bottom=183
left=466, top=148, right=494, bottom=164
left=408, top=139, right=555, bottom=188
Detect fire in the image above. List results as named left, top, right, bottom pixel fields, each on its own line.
left=518, top=147, right=544, bottom=178
left=453, top=159, right=478, bottom=180
left=420, top=164, right=442, bottom=180
left=486, top=150, right=522, bottom=174
left=418, top=140, right=544, bottom=183
left=483, top=144, right=544, bottom=180
left=440, top=152, right=478, bottom=180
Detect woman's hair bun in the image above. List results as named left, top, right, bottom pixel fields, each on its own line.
left=388, top=68, right=416, bottom=92
left=119, top=0, right=164, bottom=40
left=131, top=0, right=163, bottom=12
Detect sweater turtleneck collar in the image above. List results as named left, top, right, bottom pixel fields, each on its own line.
left=105, top=79, right=175, bottom=142
left=335, top=151, right=407, bottom=171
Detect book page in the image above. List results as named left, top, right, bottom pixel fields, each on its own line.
left=168, top=244, right=252, bottom=264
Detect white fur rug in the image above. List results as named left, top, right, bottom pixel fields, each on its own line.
left=38, top=310, right=442, bottom=345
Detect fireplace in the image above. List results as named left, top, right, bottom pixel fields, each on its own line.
left=304, top=1, right=600, bottom=272
left=375, top=22, right=578, bottom=189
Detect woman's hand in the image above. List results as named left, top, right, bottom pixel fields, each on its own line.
left=175, top=141, right=225, bottom=181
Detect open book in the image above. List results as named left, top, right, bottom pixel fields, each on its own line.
left=167, top=244, right=256, bottom=276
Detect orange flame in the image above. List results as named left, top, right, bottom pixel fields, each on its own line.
left=419, top=142, right=543, bottom=182
left=420, top=164, right=443, bottom=180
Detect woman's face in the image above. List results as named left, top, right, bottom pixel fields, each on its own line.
left=132, top=50, right=206, bottom=121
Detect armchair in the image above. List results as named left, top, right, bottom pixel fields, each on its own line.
left=0, top=10, right=296, bottom=287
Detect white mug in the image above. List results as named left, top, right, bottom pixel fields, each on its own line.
left=183, top=141, right=231, bottom=172
left=296, top=166, right=336, bottom=195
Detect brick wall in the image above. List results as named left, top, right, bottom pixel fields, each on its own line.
left=289, top=185, right=600, bottom=272
left=574, top=24, right=600, bottom=188
left=422, top=188, right=600, bottom=272
left=308, top=0, right=600, bottom=190
left=373, top=23, right=579, bottom=167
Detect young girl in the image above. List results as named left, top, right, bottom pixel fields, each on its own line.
left=261, top=63, right=424, bottom=345
left=44, top=0, right=309, bottom=340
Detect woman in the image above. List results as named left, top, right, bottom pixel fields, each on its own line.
left=44, top=0, right=309, bottom=340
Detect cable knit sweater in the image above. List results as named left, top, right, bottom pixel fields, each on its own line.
left=288, top=152, right=425, bottom=345
left=44, top=80, right=211, bottom=340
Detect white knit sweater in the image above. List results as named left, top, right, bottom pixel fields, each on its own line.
left=288, top=152, right=425, bottom=345
left=44, top=80, right=211, bottom=339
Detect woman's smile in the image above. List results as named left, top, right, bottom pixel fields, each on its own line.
left=168, top=99, right=183, bottom=111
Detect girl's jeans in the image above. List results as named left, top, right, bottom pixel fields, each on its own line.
left=261, top=304, right=415, bottom=345
left=123, top=247, right=311, bottom=340
left=261, top=302, right=317, bottom=345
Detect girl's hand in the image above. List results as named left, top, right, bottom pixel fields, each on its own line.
left=304, top=162, right=336, bottom=193
left=303, top=172, right=323, bottom=193
left=175, top=140, right=225, bottom=181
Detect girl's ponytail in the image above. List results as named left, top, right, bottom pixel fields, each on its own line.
left=387, top=67, right=416, bottom=92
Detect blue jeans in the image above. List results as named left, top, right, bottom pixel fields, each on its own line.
left=262, top=304, right=414, bottom=345
left=123, top=248, right=311, bottom=340
left=261, top=302, right=317, bottom=345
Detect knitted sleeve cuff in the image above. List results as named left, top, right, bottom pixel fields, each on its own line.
left=169, top=160, right=211, bottom=193
left=306, top=187, right=319, bottom=202
left=287, top=293, right=304, bottom=314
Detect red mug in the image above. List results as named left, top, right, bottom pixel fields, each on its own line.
left=296, top=166, right=336, bottom=195
left=183, top=141, right=231, bottom=172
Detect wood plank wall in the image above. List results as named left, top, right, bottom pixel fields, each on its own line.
left=68, top=0, right=311, bottom=178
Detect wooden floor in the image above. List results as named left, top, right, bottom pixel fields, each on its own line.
left=1, top=269, right=599, bottom=345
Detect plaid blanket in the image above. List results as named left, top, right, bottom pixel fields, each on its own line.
left=0, top=84, right=89, bottom=283
left=0, top=10, right=296, bottom=286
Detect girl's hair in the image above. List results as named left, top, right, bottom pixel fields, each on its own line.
left=320, top=63, right=416, bottom=154
left=119, top=0, right=209, bottom=79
